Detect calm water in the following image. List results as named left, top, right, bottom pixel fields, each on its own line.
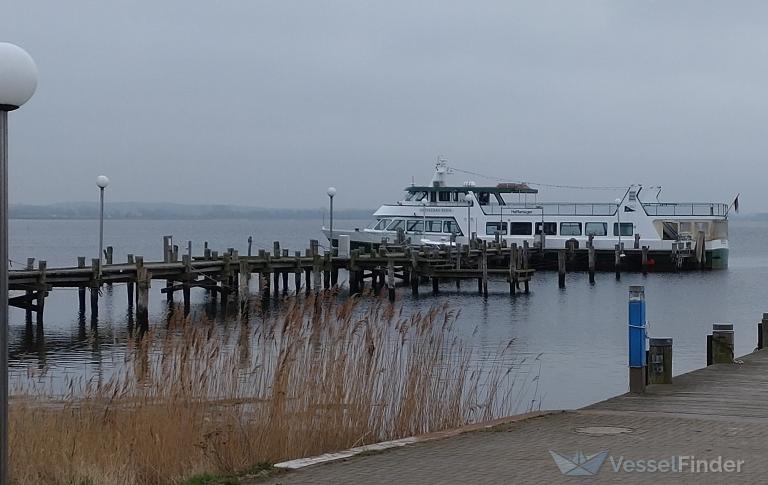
left=8, top=218, right=768, bottom=410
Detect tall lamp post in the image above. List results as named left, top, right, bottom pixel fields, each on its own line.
left=96, top=175, right=109, bottom=274
left=326, top=187, right=336, bottom=254
left=0, top=42, right=38, bottom=485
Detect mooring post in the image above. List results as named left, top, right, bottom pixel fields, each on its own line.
left=761, top=313, right=768, bottom=350
left=710, top=323, right=734, bottom=364
left=247, top=236, right=253, bottom=257
left=135, top=256, right=149, bottom=330
left=648, top=338, right=673, bottom=384
left=509, top=243, right=517, bottom=295
left=126, top=254, right=135, bottom=308
left=522, top=240, right=529, bottom=270
left=259, top=271, right=269, bottom=307
left=90, top=258, right=100, bottom=320
left=614, top=244, right=622, bottom=280
left=641, top=246, right=649, bottom=275
left=557, top=250, right=566, bottom=289
left=36, top=260, right=46, bottom=325
left=221, top=252, right=231, bottom=302
left=104, top=246, right=113, bottom=288
left=634, top=233, right=640, bottom=250
left=273, top=268, right=280, bottom=299
left=628, top=286, right=647, bottom=393
left=77, top=256, right=86, bottom=314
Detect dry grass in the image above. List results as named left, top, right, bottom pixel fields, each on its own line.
left=10, top=294, right=534, bottom=484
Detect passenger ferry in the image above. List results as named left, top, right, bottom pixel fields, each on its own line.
left=323, top=161, right=730, bottom=269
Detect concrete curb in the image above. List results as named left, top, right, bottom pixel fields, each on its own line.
left=273, top=410, right=558, bottom=470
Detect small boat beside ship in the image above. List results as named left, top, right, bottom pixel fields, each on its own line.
left=323, top=161, right=731, bottom=270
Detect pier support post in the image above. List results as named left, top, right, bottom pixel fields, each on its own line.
left=642, top=246, right=649, bottom=275
left=557, top=250, right=566, bottom=289
left=432, top=277, right=439, bottom=295
left=76, top=257, right=87, bottom=314
left=387, top=259, right=395, bottom=302
left=648, top=338, right=673, bottom=384
left=135, top=256, right=149, bottom=330
left=710, top=323, right=734, bottom=364
left=126, top=254, right=134, bottom=308
left=482, top=241, right=488, bottom=297
left=628, top=286, right=647, bottom=394
left=181, top=254, right=192, bottom=315
left=614, top=244, right=622, bottom=280
left=36, top=260, right=46, bottom=325
left=90, top=258, right=100, bottom=321
left=587, top=236, right=595, bottom=284
left=509, top=243, right=517, bottom=295
left=410, top=251, right=419, bottom=297
left=239, top=260, right=249, bottom=317
left=25, top=258, right=34, bottom=322
left=323, top=251, right=331, bottom=289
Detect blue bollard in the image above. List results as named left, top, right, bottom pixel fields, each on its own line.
left=628, top=285, right=647, bottom=393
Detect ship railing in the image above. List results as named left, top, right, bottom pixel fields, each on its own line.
left=487, top=203, right=619, bottom=216
left=642, top=203, right=728, bottom=217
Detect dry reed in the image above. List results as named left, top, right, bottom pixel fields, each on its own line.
left=10, top=294, right=536, bottom=484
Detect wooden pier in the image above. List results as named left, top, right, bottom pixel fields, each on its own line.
left=8, top=237, right=535, bottom=328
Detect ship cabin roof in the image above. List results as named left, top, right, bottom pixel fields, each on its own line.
left=405, top=183, right=538, bottom=195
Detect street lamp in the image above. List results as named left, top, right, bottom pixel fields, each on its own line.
left=326, top=187, right=336, bottom=254
left=97, top=175, right=109, bottom=274
left=0, top=42, right=38, bottom=485
left=464, top=193, right=473, bottom=241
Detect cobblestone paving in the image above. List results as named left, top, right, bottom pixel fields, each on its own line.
left=262, top=410, right=768, bottom=484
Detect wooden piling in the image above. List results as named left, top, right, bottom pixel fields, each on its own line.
left=36, top=260, right=47, bottom=324
left=432, top=276, right=439, bottom=295
left=239, top=259, right=250, bottom=316
left=761, top=313, right=768, bottom=351
left=641, top=246, right=649, bottom=275
left=323, top=251, right=331, bottom=289
left=614, top=244, right=622, bottom=280
left=127, top=254, right=135, bottom=308
left=387, top=259, right=395, bottom=302
left=135, top=256, right=149, bottom=329
left=90, top=258, right=100, bottom=320
left=648, top=338, right=673, bottom=384
left=481, top=241, right=488, bottom=297
left=410, top=251, right=419, bottom=297
left=181, top=254, right=191, bottom=314
left=77, top=256, right=86, bottom=313
left=25, top=258, right=34, bottom=322
left=711, top=323, right=734, bottom=364
left=557, top=250, right=566, bottom=288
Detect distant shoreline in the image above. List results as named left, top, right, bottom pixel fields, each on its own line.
left=10, top=202, right=373, bottom=221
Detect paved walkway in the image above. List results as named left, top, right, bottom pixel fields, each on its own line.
left=262, top=350, right=768, bottom=484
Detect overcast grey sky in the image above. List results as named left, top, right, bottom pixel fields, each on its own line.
left=2, top=1, right=765, bottom=210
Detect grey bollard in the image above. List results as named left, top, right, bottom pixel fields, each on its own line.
left=648, top=338, right=673, bottom=384
left=711, top=323, right=734, bottom=364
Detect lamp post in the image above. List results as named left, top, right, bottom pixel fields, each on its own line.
left=0, top=42, right=38, bottom=485
left=464, top=193, right=473, bottom=241
left=96, top=175, right=109, bottom=275
left=326, top=187, right=336, bottom=254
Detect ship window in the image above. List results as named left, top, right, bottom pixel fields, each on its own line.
left=425, top=220, right=443, bottom=233
left=405, top=191, right=426, bottom=201
left=373, top=219, right=391, bottom=230
left=444, top=220, right=462, bottom=235
left=560, top=222, right=582, bottom=236
left=387, top=219, right=405, bottom=231
left=509, top=222, right=532, bottom=235
left=407, top=220, right=424, bottom=232
left=535, top=222, right=557, bottom=235
left=438, top=191, right=451, bottom=202
left=613, top=223, right=633, bottom=237
left=452, top=191, right=467, bottom=202
left=585, top=222, right=607, bottom=236
left=486, top=222, right=507, bottom=235
left=429, top=192, right=437, bottom=203
left=477, top=192, right=491, bottom=206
